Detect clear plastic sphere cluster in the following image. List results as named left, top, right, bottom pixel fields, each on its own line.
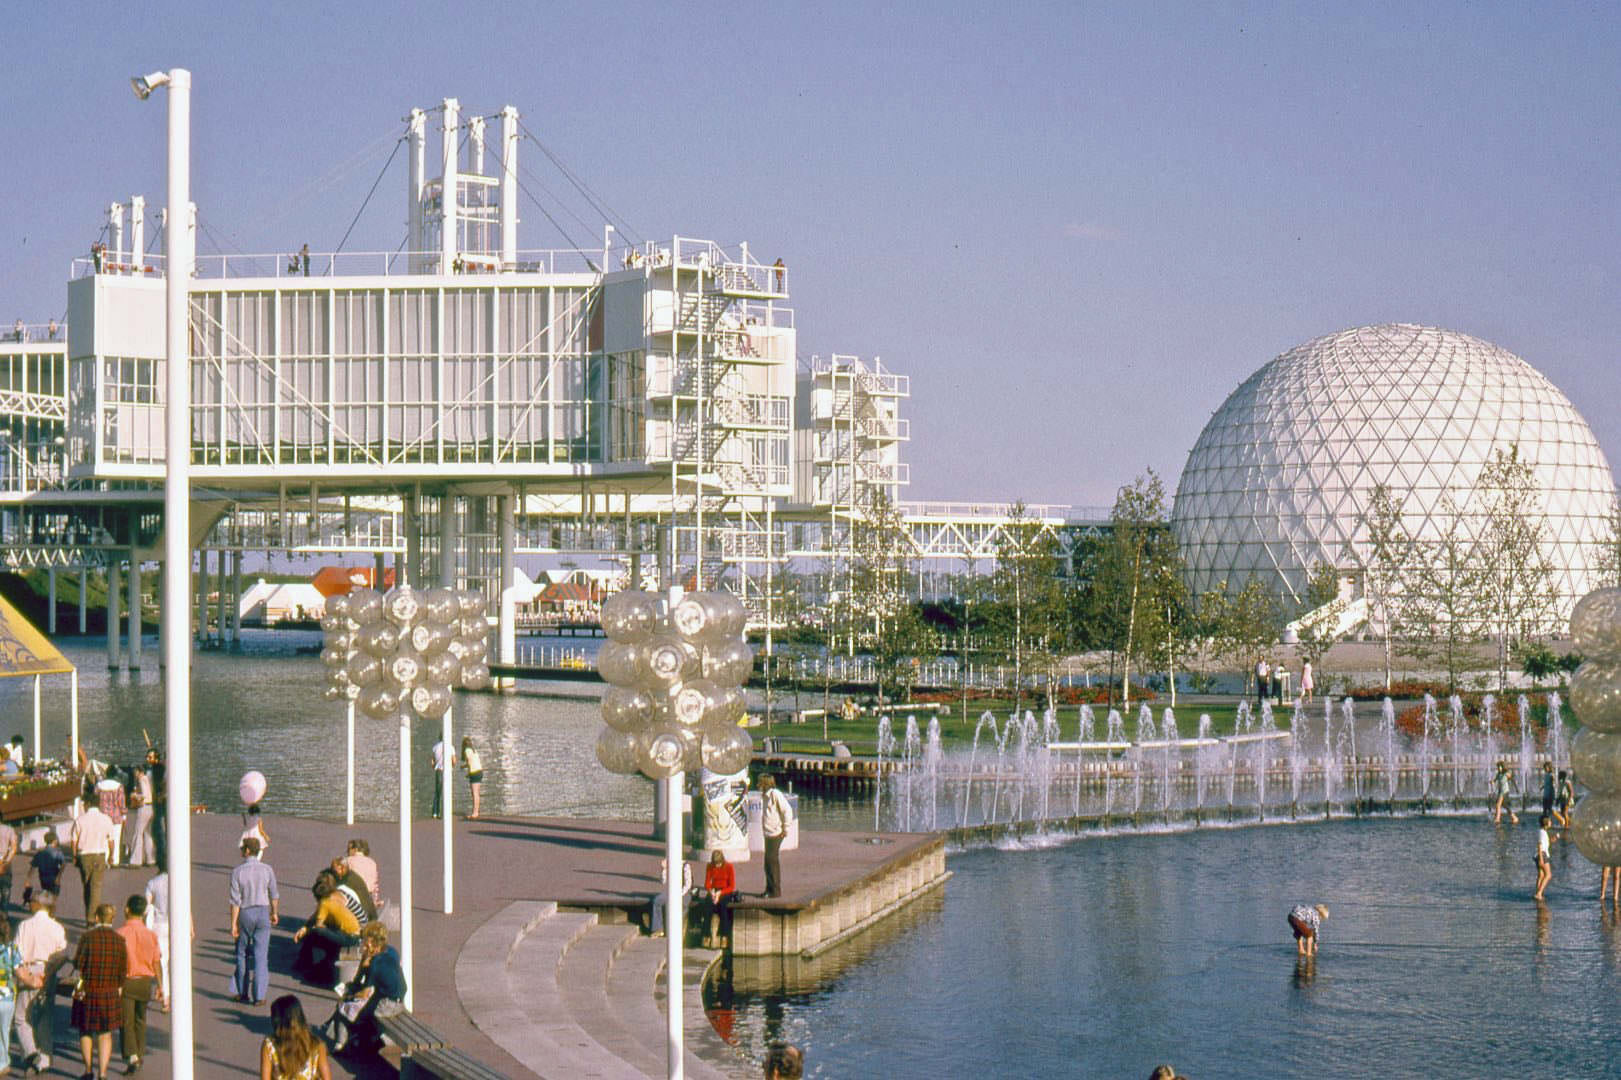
left=594, top=589, right=755, bottom=781
left=1568, top=588, right=1621, bottom=866
left=319, top=586, right=493, bottom=723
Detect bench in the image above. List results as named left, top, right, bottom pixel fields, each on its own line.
left=377, top=1010, right=450, bottom=1054
left=403, top=1047, right=510, bottom=1080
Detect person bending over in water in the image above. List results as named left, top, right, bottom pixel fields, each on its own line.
left=1534, top=814, right=1557, bottom=900
left=1287, top=903, right=1329, bottom=956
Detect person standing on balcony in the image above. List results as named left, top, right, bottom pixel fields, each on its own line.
left=772, top=257, right=784, bottom=291
left=300, top=243, right=310, bottom=277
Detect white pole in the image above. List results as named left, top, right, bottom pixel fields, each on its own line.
left=399, top=711, right=414, bottom=1010
left=345, top=700, right=355, bottom=826
left=31, top=676, right=40, bottom=764
left=665, top=771, right=684, bottom=1080
left=154, top=66, right=196, bottom=1080
left=442, top=701, right=453, bottom=913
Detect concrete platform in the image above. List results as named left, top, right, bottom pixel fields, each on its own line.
left=23, top=811, right=940, bottom=1077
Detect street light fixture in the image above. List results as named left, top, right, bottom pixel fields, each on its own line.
left=129, top=71, right=171, bottom=100
left=131, top=65, right=194, bottom=1080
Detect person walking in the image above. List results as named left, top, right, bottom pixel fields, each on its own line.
left=71, top=800, right=119, bottom=923
left=117, top=894, right=163, bottom=1073
left=1299, top=660, right=1315, bottom=705
left=460, top=737, right=484, bottom=819
left=229, top=836, right=279, bottom=1005
left=1492, top=762, right=1520, bottom=825
left=261, top=995, right=331, bottom=1079
left=14, top=892, right=67, bottom=1074
left=26, top=828, right=69, bottom=903
left=0, top=917, right=23, bottom=1075
left=1541, top=761, right=1557, bottom=821
left=1287, top=903, right=1329, bottom=956
left=0, top=816, right=18, bottom=911
left=430, top=738, right=455, bottom=820
left=1254, top=658, right=1269, bottom=707
left=759, top=775, right=794, bottom=899
left=1555, top=770, right=1575, bottom=828
left=68, top=902, right=127, bottom=1080
left=145, top=748, right=167, bottom=872
left=127, top=765, right=155, bottom=866
left=143, top=867, right=170, bottom=1003
left=1534, top=814, right=1556, bottom=900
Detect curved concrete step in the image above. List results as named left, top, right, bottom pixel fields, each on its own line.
left=457, top=901, right=749, bottom=1079
left=456, top=902, right=621, bottom=1079
left=610, top=937, right=743, bottom=1080
left=559, top=924, right=665, bottom=1076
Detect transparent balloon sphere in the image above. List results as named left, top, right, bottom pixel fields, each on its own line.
left=597, top=641, right=645, bottom=688
left=423, top=588, right=459, bottom=626
left=601, top=590, right=661, bottom=644
left=1572, top=793, right=1621, bottom=867
left=602, top=687, right=659, bottom=734
left=701, top=722, right=754, bottom=775
left=638, top=722, right=699, bottom=779
left=1571, top=728, right=1621, bottom=795
left=384, top=586, right=421, bottom=627
left=642, top=637, right=696, bottom=689
left=703, top=638, right=755, bottom=687
left=1571, top=587, right=1621, bottom=662
left=1570, top=660, right=1621, bottom=732
left=595, top=727, right=642, bottom=775
left=348, top=589, right=385, bottom=626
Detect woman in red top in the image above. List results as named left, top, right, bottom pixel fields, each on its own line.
left=70, top=902, right=128, bottom=1079
left=702, top=851, right=738, bottom=948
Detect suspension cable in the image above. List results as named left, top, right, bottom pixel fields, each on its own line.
left=335, top=136, right=405, bottom=255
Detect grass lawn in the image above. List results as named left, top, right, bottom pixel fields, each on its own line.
left=755, top=698, right=1294, bottom=752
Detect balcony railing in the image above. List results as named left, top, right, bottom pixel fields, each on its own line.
left=71, top=248, right=610, bottom=282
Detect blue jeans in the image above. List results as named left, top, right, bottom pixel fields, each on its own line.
left=649, top=892, right=688, bottom=937
left=234, top=904, right=272, bottom=1002
left=0, top=993, right=14, bottom=1069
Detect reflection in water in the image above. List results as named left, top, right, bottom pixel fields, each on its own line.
left=0, top=633, right=652, bottom=821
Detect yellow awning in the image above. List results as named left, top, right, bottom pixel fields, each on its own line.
left=0, top=593, right=73, bottom=677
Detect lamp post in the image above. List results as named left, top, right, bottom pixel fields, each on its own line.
left=132, top=66, right=195, bottom=1079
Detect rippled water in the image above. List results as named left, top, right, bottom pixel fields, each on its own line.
left=718, top=817, right=1621, bottom=1078
left=0, top=631, right=650, bottom=820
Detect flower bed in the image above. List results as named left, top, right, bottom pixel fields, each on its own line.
left=0, top=761, right=77, bottom=822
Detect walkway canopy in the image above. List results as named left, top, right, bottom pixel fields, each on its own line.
left=0, top=593, right=77, bottom=769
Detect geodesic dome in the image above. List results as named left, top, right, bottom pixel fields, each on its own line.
left=1171, top=323, right=1617, bottom=614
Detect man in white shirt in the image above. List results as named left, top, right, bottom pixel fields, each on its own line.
left=71, top=802, right=118, bottom=922
left=430, top=739, right=455, bottom=819
left=15, top=893, right=67, bottom=1073
left=759, top=774, right=794, bottom=899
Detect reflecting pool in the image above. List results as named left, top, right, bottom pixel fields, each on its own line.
left=717, top=818, right=1620, bottom=1078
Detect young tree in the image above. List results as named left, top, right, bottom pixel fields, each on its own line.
left=1205, top=578, right=1283, bottom=694
left=848, top=488, right=936, bottom=705
left=1086, top=471, right=1181, bottom=708
left=1473, top=444, right=1560, bottom=690
left=1360, top=483, right=1411, bottom=692
left=1592, top=496, right=1621, bottom=589
left=982, top=502, right=1067, bottom=712
left=1293, top=562, right=1347, bottom=675
left=1402, top=495, right=1485, bottom=694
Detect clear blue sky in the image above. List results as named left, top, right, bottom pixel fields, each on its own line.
left=6, top=2, right=1617, bottom=507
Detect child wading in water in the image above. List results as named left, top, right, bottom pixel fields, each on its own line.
left=1287, top=903, right=1329, bottom=956
left=1534, top=814, right=1556, bottom=900
left=1492, top=762, right=1519, bottom=825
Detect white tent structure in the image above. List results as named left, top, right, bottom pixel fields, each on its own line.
left=237, top=581, right=326, bottom=625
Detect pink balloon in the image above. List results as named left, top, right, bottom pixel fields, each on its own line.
left=239, top=770, right=267, bottom=806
